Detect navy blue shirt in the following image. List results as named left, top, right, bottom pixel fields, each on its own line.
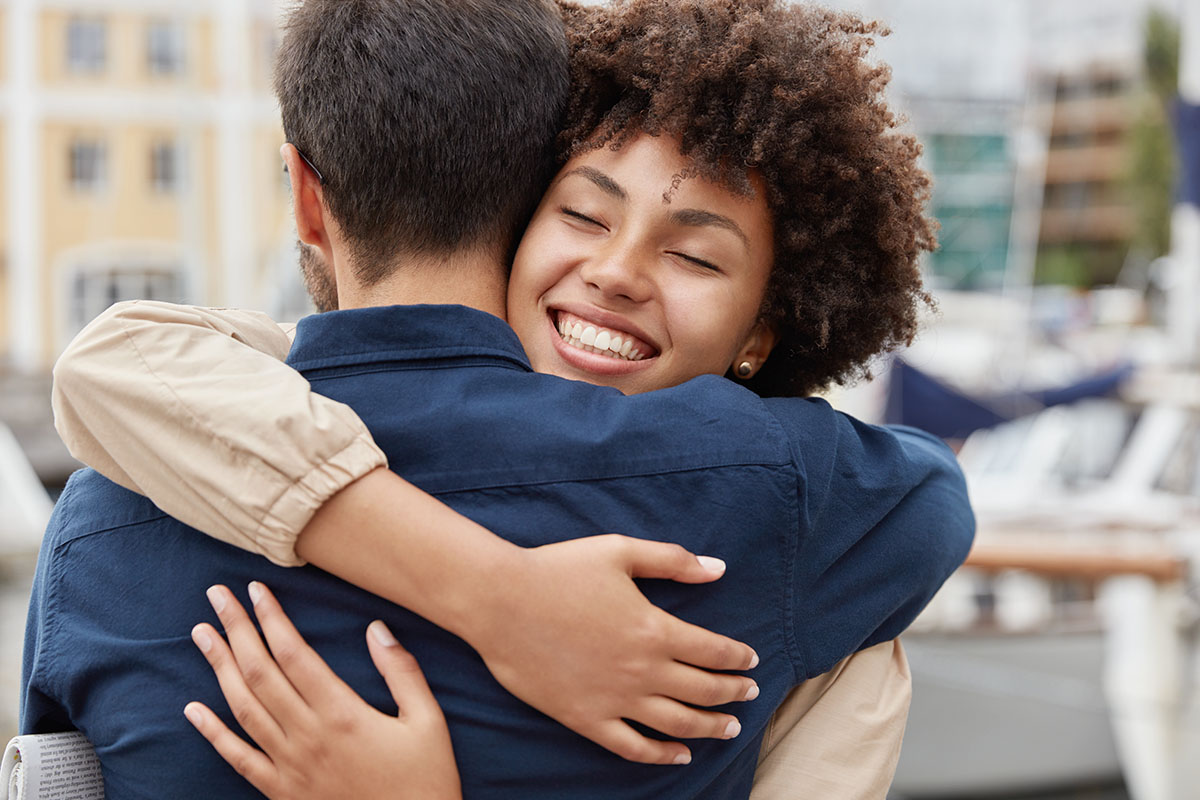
left=23, top=305, right=973, bottom=799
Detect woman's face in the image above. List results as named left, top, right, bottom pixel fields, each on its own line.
left=508, top=133, right=775, bottom=395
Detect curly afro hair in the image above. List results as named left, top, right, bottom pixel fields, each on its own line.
left=557, top=0, right=937, bottom=397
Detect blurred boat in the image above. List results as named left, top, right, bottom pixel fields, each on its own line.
left=0, top=421, right=52, bottom=558
left=887, top=369, right=1200, bottom=800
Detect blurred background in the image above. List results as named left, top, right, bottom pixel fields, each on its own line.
left=1, top=0, right=1199, bottom=798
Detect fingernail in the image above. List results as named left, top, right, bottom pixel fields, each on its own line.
left=724, top=719, right=741, bottom=739
left=248, top=581, right=263, bottom=606
left=673, top=752, right=691, bottom=765
left=192, top=625, right=213, bottom=653
left=749, top=651, right=760, bottom=669
left=744, top=683, right=760, bottom=702
left=368, top=620, right=399, bottom=647
left=205, top=586, right=226, bottom=614
left=696, top=555, right=726, bottom=574
left=183, top=703, right=204, bottom=728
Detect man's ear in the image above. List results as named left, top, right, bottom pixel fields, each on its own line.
left=281, top=144, right=334, bottom=255
left=730, top=323, right=778, bottom=380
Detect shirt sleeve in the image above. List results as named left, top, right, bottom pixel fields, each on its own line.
left=750, top=639, right=910, bottom=800
left=764, top=398, right=975, bottom=678
left=51, top=300, right=387, bottom=567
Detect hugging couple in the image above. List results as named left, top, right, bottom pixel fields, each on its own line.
left=24, top=0, right=974, bottom=797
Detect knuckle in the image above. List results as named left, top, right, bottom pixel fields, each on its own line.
left=240, top=659, right=269, bottom=691
left=229, top=752, right=254, bottom=778
left=668, top=709, right=699, bottom=738
left=232, top=705, right=256, bottom=733
left=697, top=678, right=724, bottom=707
left=621, top=741, right=653, bottom=763
left=327, top=708, right=357, bottom=736
left=709, top=639, right=736, bottom=666
left=271, top=642, right=302, bottom=668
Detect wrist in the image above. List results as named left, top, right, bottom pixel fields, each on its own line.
left=439, top=535, right=528, bottom=642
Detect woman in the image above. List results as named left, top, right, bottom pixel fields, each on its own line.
left=52, top=0, right=946, bottom=796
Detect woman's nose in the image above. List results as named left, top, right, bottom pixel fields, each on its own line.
left=578, top=245, right=653, bottom=304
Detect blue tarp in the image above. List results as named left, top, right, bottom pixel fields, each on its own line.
left=884, top=358, right=1134, bottom=440
left=1174, top=98, right=1200, bottom=207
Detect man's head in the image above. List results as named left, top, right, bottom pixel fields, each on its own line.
left=276, top=0, right=569, bottom=288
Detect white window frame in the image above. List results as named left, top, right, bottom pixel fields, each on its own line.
left=150, top=140, right=183, bottom=194
left=68, top=266, right=185, bottom=336
left=146, top=19, right=186, bottom=76
left=66, top=16, right=107, bottom=74
left=69, top=139, right=108, bottom=192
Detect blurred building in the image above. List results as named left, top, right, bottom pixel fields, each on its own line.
left=824, top=0, right=1030, bottom=291
left=826, top=0, right=1179, bottom=291
left=1, top=0, right=302, bottom=373
left=1034, top=65, right=1139, bottom=285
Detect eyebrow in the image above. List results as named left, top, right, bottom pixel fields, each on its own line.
left=561, top=166, right=627, bottom=200
left=560, top=166, right=750, bottom=247
left=669, top=208, right=750, bottom=247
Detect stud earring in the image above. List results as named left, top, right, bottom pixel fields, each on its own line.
left=736, top=361, right=753, bottom=378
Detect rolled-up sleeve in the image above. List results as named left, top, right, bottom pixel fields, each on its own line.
left=52, top=300, right=387, bottom=566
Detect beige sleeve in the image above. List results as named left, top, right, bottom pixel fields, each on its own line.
left=750, top=639, right=911, bottom=800
left=52, top=300, right=387, bottom=567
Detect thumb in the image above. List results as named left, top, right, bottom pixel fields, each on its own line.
left=365, top=621, right=440, bottom=720
left=622, top=538, right=727, bottom=584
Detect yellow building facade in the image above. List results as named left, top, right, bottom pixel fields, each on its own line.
left=2, top=0, right=298, bottom=371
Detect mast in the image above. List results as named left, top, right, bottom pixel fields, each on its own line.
left=1167, top=0, right=1200, bottom=364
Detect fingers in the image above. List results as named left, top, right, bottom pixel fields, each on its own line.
left=190, top=621, right=287, bottom=755
left=629, top=695, right=743, bottom=743
left=617, top=536, right=727, bottom=585
left=666, top=616, right=759, bottom=671
left=660, top=662, right=759, bottom=708
left=364, top=621, right=442, bottom=723
left=590, top=719, right=693, bottom=766
left=183, top=701, right=277, bottom=796
left=203, top=585, right=310, bottom=730
left=244, top=581, right=354, bottom=711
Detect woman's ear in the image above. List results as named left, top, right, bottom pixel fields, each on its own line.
left=731, top=323, right=778, bottom=380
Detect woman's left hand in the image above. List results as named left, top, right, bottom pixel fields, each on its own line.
left=185, top=582, right=462, bottom=800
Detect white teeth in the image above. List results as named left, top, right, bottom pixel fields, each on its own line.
left=554, top=314, right=651, bottom=363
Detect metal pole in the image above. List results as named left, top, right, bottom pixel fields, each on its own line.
left=1167, top=0, right=1200, bottom=365
left=6, top=0, right=42, bottom=371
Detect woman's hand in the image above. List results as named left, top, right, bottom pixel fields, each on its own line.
left=185, top=582, right=462, bottom=800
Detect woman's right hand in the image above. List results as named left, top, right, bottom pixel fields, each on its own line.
left=185, top=582, right=462, bottom=800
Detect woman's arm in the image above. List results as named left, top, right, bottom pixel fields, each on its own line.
left=52, top=301, right=759, bottom=764
left=53, top=300, right=385, bottom=567
left=187, top=583, right=462, bottom=800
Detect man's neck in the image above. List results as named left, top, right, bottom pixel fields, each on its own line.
left=337, top=248, right=509, bottom=321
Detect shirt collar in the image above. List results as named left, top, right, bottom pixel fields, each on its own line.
left=287, top=304, right=532, bottom=372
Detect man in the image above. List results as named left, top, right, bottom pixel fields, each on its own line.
left=25, top=1, right=973, bottom=797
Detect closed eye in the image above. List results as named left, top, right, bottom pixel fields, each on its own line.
left=669, top=251, right=721, bottom=272
left=560, top=206, right=606, bottom=229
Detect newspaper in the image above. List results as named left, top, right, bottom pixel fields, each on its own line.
left=1, top=732, right=103, bottom=800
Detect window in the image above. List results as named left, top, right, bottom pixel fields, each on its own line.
left=70, top=267, right=183, bottom=333
left=66, top=16, right=107, bottom=74
left=69, top=140, right=107, bottom=191
left=147, top=20, right=185, bottom=76
left=150, top=140, right=182, bottom=193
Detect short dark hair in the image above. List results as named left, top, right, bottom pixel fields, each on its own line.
left=559, top=0, right=937, bottom=397
left=275, top=0, right=569, bottom=283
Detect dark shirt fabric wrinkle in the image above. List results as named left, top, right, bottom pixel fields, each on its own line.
left=22, top=304, right=974, bottom=800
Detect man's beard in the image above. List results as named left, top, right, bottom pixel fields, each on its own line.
left=298, top=242, right=338, bottom=312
